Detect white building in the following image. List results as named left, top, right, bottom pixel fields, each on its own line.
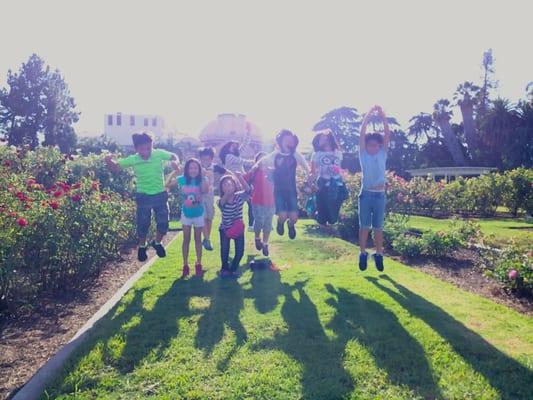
left=104, top=113, right=165, bottom=146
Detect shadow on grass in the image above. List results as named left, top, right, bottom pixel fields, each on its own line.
left=325, top=284, right=442, bottom=399
left=367, top=275, right=533, bottom=400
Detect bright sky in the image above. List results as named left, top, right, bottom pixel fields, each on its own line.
left=1, top=0, right=532, bottom=144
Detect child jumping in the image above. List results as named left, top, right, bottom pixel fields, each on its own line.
left=311, top=129, right=348, bottom=227
left=245, top=152, right=275, bottom=257
left=257, top=130, right=310, bottom=240
left=358, top=105, right=390, bottom=272
left=198, top=147, right=227, bottom=251
left=219, top=135, right=255, bottom=231
left=218, top=172, right=251, bottom=278
left=176, top=158, right=209, bottom=278
left=105, top=132, right=179, bottom=262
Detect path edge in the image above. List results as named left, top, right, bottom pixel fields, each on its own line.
left=12, top=235, right=179, bottom=400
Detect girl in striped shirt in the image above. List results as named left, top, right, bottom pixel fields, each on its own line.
left=218, top=172, right=251, bottom=278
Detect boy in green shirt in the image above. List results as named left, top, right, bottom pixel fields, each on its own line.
left=105, top=132, right=180, bottom=261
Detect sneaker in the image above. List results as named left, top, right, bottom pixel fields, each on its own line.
left=248, top=225, right=255, bottom=232
left=202, top=238, right=213, bottom=251
left=288, top=223, right=296, bottom=240
left=220, top=269, right=232, bottom=278
left=359, top=252, right=368, bottom=271
left=151, top=241, right=166, bottom=258
left=373, top=254, right=384, bottom=272
left=181, top=265, right=190, bottom=278
left=195, top=263, right=204, bottom=277
left=262, top=244, right=269, bottom=257
left=255, top=238, right=263, bottom=251
left=276, top=221, right=285, bottom=236
left=137, top=246, right=148, bottom=262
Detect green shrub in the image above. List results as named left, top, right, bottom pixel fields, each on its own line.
left=488, top=243, right=533, bottom=295
left=502, top=168, right=533, bottom=216
left=392, top=234, right=425, bottom=258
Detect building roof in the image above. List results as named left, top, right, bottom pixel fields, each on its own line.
left=406, top=166, right=497, bottom=177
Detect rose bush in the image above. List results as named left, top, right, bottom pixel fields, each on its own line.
left=0, top=145, right=181, bottom=312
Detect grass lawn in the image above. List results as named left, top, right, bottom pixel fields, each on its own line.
left=43, top=218, right=533, bottom=399
left=406, top=215, right=533, bottom=249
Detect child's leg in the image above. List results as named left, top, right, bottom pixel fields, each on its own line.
left=219, top=229, right=230, bottom=270
left=372, top=193, right=386, bottom=254
left=358, top=192, right=372, bottom=254
left=135, top=196, right=151, bottom=247
left=153, top=192, right=170, bottom=243
left=182, top=225, right=192, bottom=266
left=194, top=226, right=203, bottom=264
left=315, top=181, right=329, bottom=226
left=231, top=234, right=245, bottom=271
left=203, top=218, right=212, bottom=241
left=247, top=199, right=254, bottom=227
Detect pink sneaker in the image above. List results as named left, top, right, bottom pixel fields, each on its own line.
left=181, top=265, right=190, bottom=278
left=195, top=263, right=204, bottom=277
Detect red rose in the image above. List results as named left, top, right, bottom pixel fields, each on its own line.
left=16, top=192, right=25, bottom=200
left=9, top=212, right=17, bottom=217
left=71, top=194, right=82, bottom=202
left=3, top=160, right=12, bottom=167
left=100, top=194, right=109, bottom=201
left=72, top=183, right=81, bottom=189
left=50, top=201, right=59, bottom=210
left=17, top=218, right=28, bottom=227
left=91, top=182, right=99, bottom=191
left=53, top=190, right=63, bottom=198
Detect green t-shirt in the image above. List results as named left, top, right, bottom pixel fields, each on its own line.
left=117, top=149, right=173, bottom=195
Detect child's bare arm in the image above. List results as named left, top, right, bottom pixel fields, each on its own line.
left=377, top=107, right=391, bottom=151
left=235, top=172, right=251, bottom=192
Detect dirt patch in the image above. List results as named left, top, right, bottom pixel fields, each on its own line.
left=0, top=232, right=178, bottom=400
left=391, top=249, right=533, bottom=317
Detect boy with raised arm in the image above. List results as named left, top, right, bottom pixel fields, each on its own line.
left=358, top=106, right=390, bottom=272
left=105, top=132, right=180, bottom=262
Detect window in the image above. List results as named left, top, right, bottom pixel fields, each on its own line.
left=144, top=118, right=149, bottom=127
left=130, top=115, right=135, bottom=126
left=152, top=118, right=157, bottom=127
left=117, top=114, right=122, bottom=126
left=107, top=115, right=113, bottom=126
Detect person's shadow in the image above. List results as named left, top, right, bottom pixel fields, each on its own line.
left=195, top=277, right=247, bottom=370
left=367, top=275, right=533, bottom=400
left=325, top=284, right=443, bottom=399
left=251, top=279, right=354, bottom=400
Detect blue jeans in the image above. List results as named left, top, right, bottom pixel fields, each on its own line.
left=358, top=190, right=386, bottom=229
left=135, top=191, right=169, bottom=238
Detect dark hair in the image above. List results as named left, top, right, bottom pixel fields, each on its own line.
left=275, top=129, right=299, bottom=153
left=219, top=174, right=238, bottom=196
left=184, top=158, right=203, bottom=185
left=219, top=141, right=240, bottom=165
left=254, top=151, right=267, bottom=163
left=365, top=133, right=384, bottom=145
left=132, top=131, right=154, bottom=147
left=312, top=131, right=340, bottom=152
left=198, top=146, right=215, bottom=159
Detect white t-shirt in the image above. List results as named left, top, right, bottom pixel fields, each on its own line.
left=311, top=150, right=343, bottom=180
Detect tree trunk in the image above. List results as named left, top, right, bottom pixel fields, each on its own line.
left=435, top=117, right=468, bottom=166
left=459, top=103, right=478, bottom=158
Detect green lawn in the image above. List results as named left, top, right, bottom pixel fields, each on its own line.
left=43, top=219, right=533, bottom=399
left=406, top=215, right=533, bottom=249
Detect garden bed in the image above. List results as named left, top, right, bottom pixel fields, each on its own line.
left=0, top=232, right=177, bottom=400
left=389, top=248, right=533, bottom=316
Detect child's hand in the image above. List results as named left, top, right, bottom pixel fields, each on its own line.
left=170, top=161, right=181, bottom=172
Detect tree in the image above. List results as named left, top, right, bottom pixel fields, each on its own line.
left=0, top=54, right=79, bottom=152
left=432, top=99, right=468, bottom=166
left=386, top=129, right=418, bottom=176
left=0, top=54, right=48, bottom=148
left=477, top=49, right=497, bottom=118
left=453, top=81, right=480, bottom=157
left=408, top=113, right=438, bottom=143
left=313, top=107, right=361, bottom=152
left=42, top=70, right=80, bottom=153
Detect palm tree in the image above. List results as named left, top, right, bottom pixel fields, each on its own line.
left=408, top=113, right=438, bottom=143
left=453, top=81, right=480, bottom=157
left=526, top=82, right=533, bottom=105
left=432, top=99, right=468, bottom=166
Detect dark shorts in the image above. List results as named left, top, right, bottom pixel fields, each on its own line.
left=135, top=191, right=169, bottom=238
left=274, top=189, right=299, bottom=214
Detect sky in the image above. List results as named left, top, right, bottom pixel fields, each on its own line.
left=1, top=0, right=532, bottom=145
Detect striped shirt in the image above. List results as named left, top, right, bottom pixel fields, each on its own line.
left=218, top=191, right=250, bottom=229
